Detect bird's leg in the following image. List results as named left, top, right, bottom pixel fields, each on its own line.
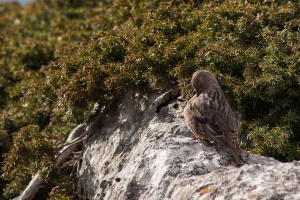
left=192, top=135, right=215, bottom=146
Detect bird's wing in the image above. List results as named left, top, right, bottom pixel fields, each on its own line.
left=190, top=95, right=234, bottom=143
left=189, top=93, right=245, bottom=165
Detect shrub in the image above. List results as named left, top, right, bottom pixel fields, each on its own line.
left=1, top=0, right=300, bottom=199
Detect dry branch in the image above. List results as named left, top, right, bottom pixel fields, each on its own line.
left=13, top=93, right=120, bottom=200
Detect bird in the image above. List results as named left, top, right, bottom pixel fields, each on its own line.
left=183, top=70, right=245, bottom=166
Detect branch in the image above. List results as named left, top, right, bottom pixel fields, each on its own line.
left=13, top=124, right=87, bottom=200
left=56, top=124, right=88, bottom=166
left=13, top=174, right=43, bottom=200
left=14, top=92, right=121, bottom=200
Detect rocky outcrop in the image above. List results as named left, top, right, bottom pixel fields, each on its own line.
left=77, top=89, right=300, bottom=200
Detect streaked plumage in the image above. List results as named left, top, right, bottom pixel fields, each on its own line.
left=184, top=70, right=245, bottom=166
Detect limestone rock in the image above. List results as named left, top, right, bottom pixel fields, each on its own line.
left=77, top=90, right=300, bottom=200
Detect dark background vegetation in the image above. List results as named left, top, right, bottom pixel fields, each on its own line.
left=1, top=0, right=300, bottom=199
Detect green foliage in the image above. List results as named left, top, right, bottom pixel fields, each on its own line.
left=1, top=0, right=300, bottom=199
left=2, top=125, right=56, bottom=198
left=247, top=124, right=296, bottom=160
left=0, top=0, right=94, bottom=198
left=48, top=176, right=74, bottom=200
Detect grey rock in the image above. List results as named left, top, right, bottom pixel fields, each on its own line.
left=77, top=90, right=300, bottom=200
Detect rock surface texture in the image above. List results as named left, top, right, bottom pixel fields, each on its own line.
left=77, top=90, right=300, bottom=200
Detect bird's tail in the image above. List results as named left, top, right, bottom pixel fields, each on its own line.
left=229, top=144, right=245, bottom=166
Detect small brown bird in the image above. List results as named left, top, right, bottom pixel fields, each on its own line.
left=184, top=70, right=245, bottom=166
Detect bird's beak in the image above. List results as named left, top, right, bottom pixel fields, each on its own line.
left=196, top=89, right=200, bottom=97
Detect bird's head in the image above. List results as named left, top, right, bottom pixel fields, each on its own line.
left=191, top=70, right=218, bottom=96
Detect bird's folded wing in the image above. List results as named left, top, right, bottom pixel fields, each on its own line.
left=190, top=97, right=225, bottom=142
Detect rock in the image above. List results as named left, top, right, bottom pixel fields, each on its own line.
left=77, top=89, right=300, bottom=200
